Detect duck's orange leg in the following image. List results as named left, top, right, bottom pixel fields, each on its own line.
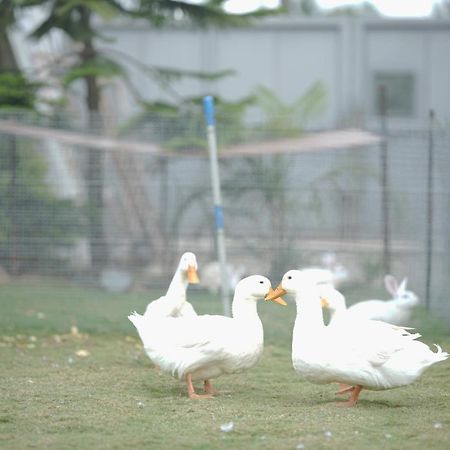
left=336, top=385, right=363, bottom=407
left=186, top=374, right=214, bottom=399
left=335, top=384, right=354, bottom=395
left=204, top=380, right=219, bottom=395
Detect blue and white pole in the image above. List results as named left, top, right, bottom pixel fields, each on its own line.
left=203, top=95, right=231, bottom=316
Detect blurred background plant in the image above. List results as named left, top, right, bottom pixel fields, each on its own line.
left=0, top=0, right=279, bottom=276
left=251, top=81, right=327, bottom=139
left=0, top=71, right=84, bottom=276
left=119, top=93, right=254, bottom=151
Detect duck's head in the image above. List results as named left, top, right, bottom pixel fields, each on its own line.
left=265, top=270, right=321, bottom=304
left=266, top=270, right=304, bottom=299
left=235, top=275, right=287, bottom=305
left=179, top=252, right=199, bottom=284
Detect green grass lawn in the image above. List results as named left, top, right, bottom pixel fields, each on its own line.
left=1, top=280, right=449, bottom=450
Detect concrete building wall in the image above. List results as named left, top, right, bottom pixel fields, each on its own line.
left=100, top=18, right=450, bottom=129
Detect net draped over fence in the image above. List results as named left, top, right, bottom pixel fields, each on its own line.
left=1, top=111, right=449, bottom=320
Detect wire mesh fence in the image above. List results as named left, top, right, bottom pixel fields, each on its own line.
left=0, top=110, right=449, bottom=320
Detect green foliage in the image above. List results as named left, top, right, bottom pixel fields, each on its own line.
left=330, top=3, right=379, bottom=17
left=120, top=94, right=254, bottom=150
left=0, top=142, right=85, bottom=275
left=146, top=65, right=235, bottom=85
left=29, top=0, right=124, bottom=42
left=3, top=0, right=281, bottom=106
left=62, top=56, right=124, bottom=86
left=0, top=0, right=16, bottom=28
left=26, top=0, right=276, bottom=71
left=0, top=72, right=40, bottom=110
left=115, top=80, right=328, bottom=280
left=3, top=0, right=280, bottom=124
left=55, top=0, right=122, bottom=20
left=220, top=82, right=328, bottom=277
left=122, top=81, right=328, bottom=152
left=0, top=62, right=84, bottom=276
left=23, top=1, right=276, bottom=106
left=136, top=0, right=281, bottom=28
left=252, top=81, right=327, bottom=138
left=299, top=0, right=319, bottom=15
left=223, top=154, right=301, bottom=279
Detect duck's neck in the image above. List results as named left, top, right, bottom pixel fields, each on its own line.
left=232, top=295, right=260, bottom=323
left=330, top=302, right=347, bottom=324
left=232, top=296, right=263, bottom=344
left=294, top=287, right=325, bottom=334
left=165, top=266, right=187, bottom=303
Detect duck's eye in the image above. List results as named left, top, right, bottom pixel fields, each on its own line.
left=288, top=276, right=292, bottom=280
left=259, top=280, right=264, bottom=284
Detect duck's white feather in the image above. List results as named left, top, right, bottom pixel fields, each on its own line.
left=129, top=275, right=271, bottom=382
left=283, top=271, right=448, bottom=392
left=144, top=252, right=198, bottom=319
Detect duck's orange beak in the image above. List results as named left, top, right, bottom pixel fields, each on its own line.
left=187, top=265, right=199, bottom=284
left=265, top=286, right=287, bottom=306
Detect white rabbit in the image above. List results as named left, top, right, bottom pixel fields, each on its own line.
left=346, top=275, right=419, bottom=326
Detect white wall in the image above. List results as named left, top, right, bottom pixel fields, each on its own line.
left=100, top=18, right=450, bottom=129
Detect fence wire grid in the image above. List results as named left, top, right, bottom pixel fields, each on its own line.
left=0, top=111, right=449, bottom=321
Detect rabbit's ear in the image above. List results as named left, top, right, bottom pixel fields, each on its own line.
left=398, top=277, right=408, bottom=293
left=384, top=275, right=399, bottom=296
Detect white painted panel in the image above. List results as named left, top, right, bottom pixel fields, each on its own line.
left=215, top=29, right=338, bottom=127
left=276, top=29, right=338, bottom=127
left=366, top=30, right=426, bottom=123
left=100, top=21, right=450, bottom=129
left=107, top=28, right=205, bottom=104
left=214, top=30, right=276, bottom=98
left=430, top=31, right=450, bottom=120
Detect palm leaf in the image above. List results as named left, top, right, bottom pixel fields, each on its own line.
left=151, top=66, right=235, bottom=83
left=62, top=56, right=124, bottom=86
left=137, top=0, right=279, bottom=28
left=55, top=0, right=121, bottom=20
left=292, top=81, right=327, bottom=123
left=252, top=82, right=327, bottom=137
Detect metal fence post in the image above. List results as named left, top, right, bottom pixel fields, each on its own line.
left=425, top=109, right=435, bottom=310
left=203, top=96, right=231, bottom=316
left=378, top=85, right=391, bottom=275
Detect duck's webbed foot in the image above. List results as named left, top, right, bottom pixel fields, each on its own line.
left=336, top=385, right=362, bottom=407
left=204, top=379, right=219, bottom=395
left=186, top=374, right=214, bottom=400
left=335, top=383, right=354, bottom=396
left=189, top=392, right=214, bottom=400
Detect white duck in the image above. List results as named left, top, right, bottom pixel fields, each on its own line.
left=346, top=275, right=419, bottom=326
left=267, top=270, right=448, bottom=407
left=317, top=284, right=348, bottom=326
left=129, top=275, right=286, bottom=399
left=144, top=252, right=199, bottom=319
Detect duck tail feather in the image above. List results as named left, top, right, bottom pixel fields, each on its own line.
left=432, top=344, right=449, bottom=361
left=128, top=311, right=143, bottom=328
